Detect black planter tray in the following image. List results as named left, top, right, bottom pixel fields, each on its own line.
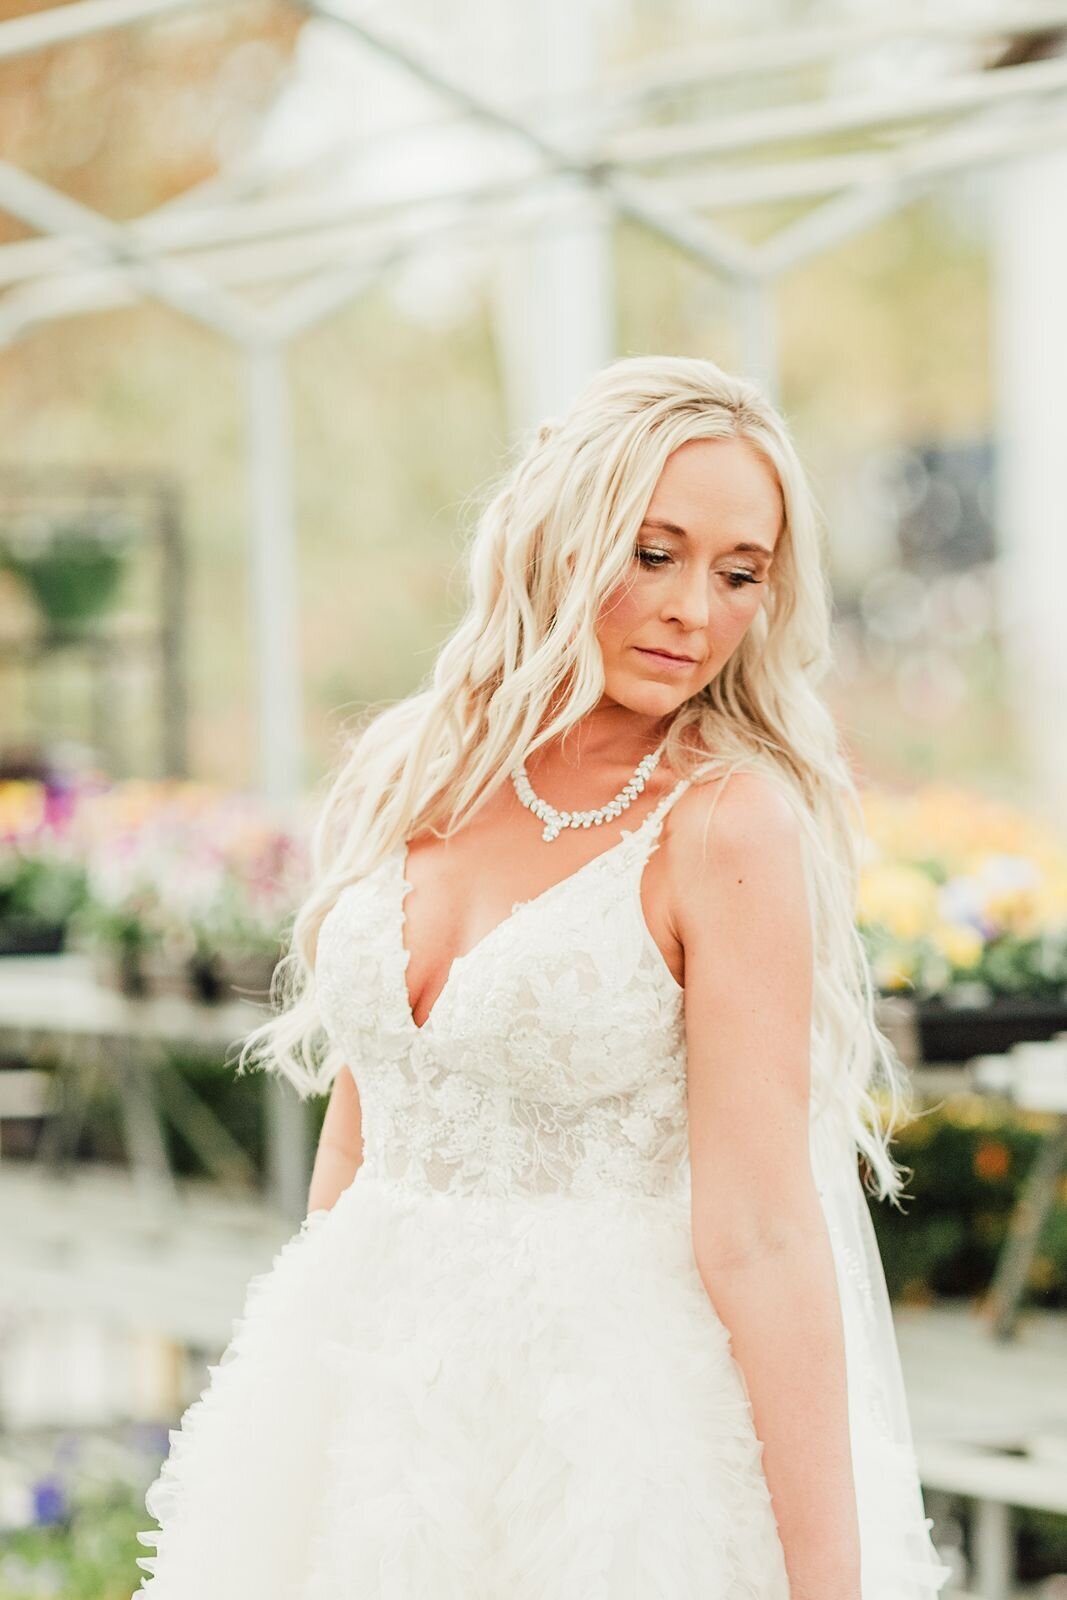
left=915, top=995, right=1067, bottom=1064
left=0, top=916, right=67, bottom=957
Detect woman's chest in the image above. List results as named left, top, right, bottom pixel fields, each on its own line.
left=316, top=846, right=686, bottom=1106
left=400, top=825, right=685, bottom=1030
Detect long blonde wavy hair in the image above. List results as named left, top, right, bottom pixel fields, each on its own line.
left=237, top=353, right=917, bottom=1205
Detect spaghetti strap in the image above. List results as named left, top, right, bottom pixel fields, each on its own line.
left=624, top=775, right=692, bottom=856
left=647, top=774, right=691, bottom=829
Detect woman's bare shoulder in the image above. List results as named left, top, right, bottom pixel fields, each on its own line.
left=666, top=766, right=810, bottom=977
left=671, top=766, right=800, bottom=872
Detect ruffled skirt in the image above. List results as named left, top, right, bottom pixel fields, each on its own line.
left=133, top=1170, right=948, bottom=1599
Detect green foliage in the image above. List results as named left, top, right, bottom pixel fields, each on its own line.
left=0, top=521, right=131, bottom=635
left=1018, top=1508, right=1067, bottom=1578
left=161, top=1050, right=271, bottom=1176
left=870, top=1100, right=1067, bottom=1308
left=0, top=854, right=87, bottom=925
left=0, top=1479, right=147, bottom=1600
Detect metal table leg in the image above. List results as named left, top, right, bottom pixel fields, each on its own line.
left=973, top=1497, right=1012, bottom=1600
left=981, top=1115, right=1067, bottom=1341
left=265, top=1075, right=310, bottom=1223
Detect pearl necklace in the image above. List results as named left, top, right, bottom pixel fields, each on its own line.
left=510, top=741, right=666, bottom=843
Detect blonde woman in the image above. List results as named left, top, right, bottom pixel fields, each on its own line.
left=134, top=355, right=951, bottom=1599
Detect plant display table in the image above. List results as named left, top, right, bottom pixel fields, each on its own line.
left=887, top=992, right=1067, bottom=1343
left=0, top=953, right=310, bottom=1221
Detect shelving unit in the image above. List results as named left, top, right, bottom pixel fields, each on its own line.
left=0, top=467, right=188, bottom=779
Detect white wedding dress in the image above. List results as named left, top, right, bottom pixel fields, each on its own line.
left=134, top=776, right=952, bottom=1599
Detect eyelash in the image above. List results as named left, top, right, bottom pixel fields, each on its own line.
left=634, top=548, right=762, bottom=588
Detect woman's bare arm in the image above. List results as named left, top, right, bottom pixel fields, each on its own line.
left=307, top=1064, right=364, bottom=1215
left=674, top=773, right=861, bottom=1600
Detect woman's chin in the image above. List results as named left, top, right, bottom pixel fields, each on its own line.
left=603, top=677, right=695, bottom=718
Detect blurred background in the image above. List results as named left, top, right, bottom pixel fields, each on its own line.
left=1, top=1, right=1066, bottom=1594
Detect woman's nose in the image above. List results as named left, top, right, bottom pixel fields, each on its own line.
left=662, top=573, right=710, bottom=631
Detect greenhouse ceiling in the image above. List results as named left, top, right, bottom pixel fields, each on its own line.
left=0, top=0, right=1066, bottom=349
left=1, top=0, right=1066, bottom=805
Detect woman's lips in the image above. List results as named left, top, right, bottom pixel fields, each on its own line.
left=634, top=647, right=696, bottom=672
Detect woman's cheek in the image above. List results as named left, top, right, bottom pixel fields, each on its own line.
left=596, top=578, right=646, bottom=639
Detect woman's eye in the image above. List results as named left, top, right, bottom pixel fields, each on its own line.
left=634, top=549, right=762, bottom=589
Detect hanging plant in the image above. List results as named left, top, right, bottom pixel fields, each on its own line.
left=0, top=511, right=134, bottom=637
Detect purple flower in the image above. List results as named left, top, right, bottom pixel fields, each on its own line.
left=32, top=1475, right=66, bottom=1525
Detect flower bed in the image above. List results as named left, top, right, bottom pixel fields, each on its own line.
left=0, top=778, right=309, bottom=1003
left=0, top=779, right=92, bottom=955
left=858, top=782, right=1067, bottom=1001
left=859, top=783, right=1067, bottom=1058
left=5, top=774, right=1067, bottom=1020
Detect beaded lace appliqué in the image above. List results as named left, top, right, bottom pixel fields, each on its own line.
left=316, top=783, right=692, bottom=1202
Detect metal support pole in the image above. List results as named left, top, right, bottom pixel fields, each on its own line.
left=243, top=342, right=311, bottom=1210
left=266, top=1076, right=312, bottom=1224
left=992, top=144, right=1067, bottom=819
left=982, top=1115, right=1067, bottom=1341
left=973, top=1497, right=1012, bottom=1600
left=243, top=341, right=304, bottom=808
left=490, top=0, right=615, bottom=436
left=736, top=277, right=780, bottom=407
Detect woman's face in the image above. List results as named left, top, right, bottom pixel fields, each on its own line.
left=595, top=435, right=783, bottom=718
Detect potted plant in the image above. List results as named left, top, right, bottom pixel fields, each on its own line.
left=0, top=779, right=90, bottom=953
left=0, top=852, right=87, bottom=955
left=189, top=832, right=299, bottom=1005
left=66, top=784, right=305, bottom=1005
left=0, top=510, right=133, bottom=638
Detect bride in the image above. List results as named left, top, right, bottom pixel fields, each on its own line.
left=134, top=354, right=951, bottom=1599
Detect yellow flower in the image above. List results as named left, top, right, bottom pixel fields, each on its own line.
left=872, top=949, right=914, bottom=991
left=859, top=781, right=1067, bottom=940
left=0, top=780, right=45, bottom=837
left=1034, top=870, right=1067, bottom=928
left=932, top=921, right=984, bottom=970
left=858, top=862, right=939, bottom=940
left=984, top=886, right=1042, bottom=939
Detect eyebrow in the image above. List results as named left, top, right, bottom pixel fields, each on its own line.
left=639, top=518, right=775, bottom=560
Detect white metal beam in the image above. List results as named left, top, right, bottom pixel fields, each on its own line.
left=7, top=95, right=1067, bottom=340
left=244, top=344, right=304, bottom=807
left=43, top=4, right=1048, bottom=202
left=597, top=7, right=1067, bottom=102
left=0, top=267, right=138, bottom=348
left=0, top=13, right=1064, bottom=306
left=0, top=159, right=268, bottom=344
left=661, top=101, right=1067, bottom=211
left=0, top=186, right=609, bottom=346
left=3, top=86, right=1067, bottom=343
left=0, top=145, right=397, bottom=290
left=754, top=179, right=927, bottom=280
left=751, top=95, right=1060, bottom=278
left=0, top=0, right=232, bottom=61
left=6, top=95, right=1067, bottom=313
left=603, top=51, right=1067, bottom=168
left=296, top=0, right=759, bottom=282
left=4, top=95, right=1067, bottom=306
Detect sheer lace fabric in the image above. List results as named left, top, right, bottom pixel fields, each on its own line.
left=316, top=786, right=693, bottom=1203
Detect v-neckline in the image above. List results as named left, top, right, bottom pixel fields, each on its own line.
left=394, top=777, right=689, bottom=1036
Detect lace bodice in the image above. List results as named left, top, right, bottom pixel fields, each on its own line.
left=316, top=779, right=694, bottom=1203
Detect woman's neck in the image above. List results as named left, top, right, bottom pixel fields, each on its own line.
left=528, top=701, right=672, bottom=775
